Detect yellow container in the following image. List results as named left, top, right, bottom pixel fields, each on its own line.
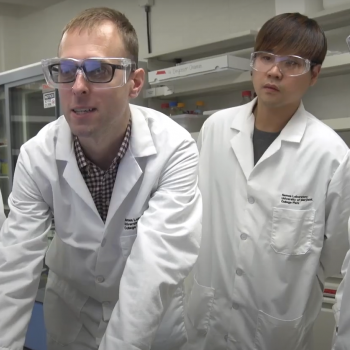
left=1, top=162, right=8, bottom=175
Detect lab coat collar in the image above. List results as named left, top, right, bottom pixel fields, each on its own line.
left=230, top=98, right=256, bottom=133
left=229, top=98, right=307, bottom=180
left=56, top=104, right=157, bottom=162
left=230, top=97, right=307, bottom=144
left=55, top=104, right=157, bottom=223
left=229, top=100, right=255, bottom=180
left=279, top=102, right=307, bottom=144
left=129, top=104, right=157, bottom=158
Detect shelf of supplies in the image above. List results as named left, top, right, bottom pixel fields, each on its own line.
left=169, top=114, right=208, bottom=133
left=146, top=53, right=350, bottom=100
left=311, top=4, right=350, bottom=31
left=170, top=114, right=206, bottom=120
left=0, top=176, right=9, bottom=179
left=12, top=115, right=56, bottom=123
left=144, top=30, right=258, bottom=62
left=0, top=145, right=7, bottom=148
left=148, top=70, right=252, bottom=99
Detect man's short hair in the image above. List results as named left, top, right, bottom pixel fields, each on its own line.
left=60, top=7, right=139, bottom=63
left=255, top=13, right=327, bottom=66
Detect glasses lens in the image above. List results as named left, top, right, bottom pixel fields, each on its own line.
left=277, top=56, right=306, bottom=75
left=252, top=52, right=307, bottom=76
left=50, top=60, right=77, bottom=83
left=84, top=60, right=114, bottom=83
left=44, top=58, right=132, bottom=88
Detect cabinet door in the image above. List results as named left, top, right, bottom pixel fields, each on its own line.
left=9, top=79, right=57, bottom=173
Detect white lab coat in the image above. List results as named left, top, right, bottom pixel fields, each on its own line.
left=0, top=104, right=202, bottom=350
left=185, top=99, right=350, bottom=350
left=334, top=234, right=350, bottom=350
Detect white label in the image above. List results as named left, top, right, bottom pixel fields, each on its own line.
left=43, top=91, right=56, bottom=109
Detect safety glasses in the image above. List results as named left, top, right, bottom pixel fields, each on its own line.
left=41, top=57, right=136, bottom=89
left=250, top=51, right=316, bottom=77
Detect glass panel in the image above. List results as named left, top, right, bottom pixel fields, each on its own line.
left=0, top=86, right=9, bottom=210
left=10, top=79, right=56, bottom=173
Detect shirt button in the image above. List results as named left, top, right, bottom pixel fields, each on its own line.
left=105, top=173, right=110, bottom=179
left=240, top=233, right=248, bottom=240
left=96, top=276, right=105, bottom=283
left=224, top=334, right=228, bottom=342
left=236, top=269, right=243, bottom=276
left=232, top=302, right=239, bottom=310
left=106, top=200, right=110, bottom=206
left=248, top=196, right=255, bottom=204
left=101, top=238, right=106, bottom=247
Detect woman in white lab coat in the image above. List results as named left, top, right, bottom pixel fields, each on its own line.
left=0, top=8, right=201, bottom=350
left=185, top=13, right=350, bottom=350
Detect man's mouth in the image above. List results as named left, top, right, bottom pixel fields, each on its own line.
left=72, top=108, right=96, bottom=114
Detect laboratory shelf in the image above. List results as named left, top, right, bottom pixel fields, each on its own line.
left=144, top=30, right=258, bottom=62
left=311, top=3, right=350, bottom=31
left=145, top=53, right=350, bottom=99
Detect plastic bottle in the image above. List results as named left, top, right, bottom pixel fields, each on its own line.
left=194, top=101, right=204, bottom=115
left=241, top=90, right=252, bottom=104
left=160, top=102, right=169, bottom=115
left=169, top=102, right=178, bottom=117
left=177, top=102, right=185, bottom=115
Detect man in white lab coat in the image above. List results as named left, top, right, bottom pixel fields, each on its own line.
left=332, top=34, right=350, bottom=350
left=0, top=7, right=201, bottom=350
left=185, top=13, right=350, bottom=350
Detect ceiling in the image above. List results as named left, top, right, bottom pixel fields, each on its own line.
left=0, top=0, right=65, bottom=16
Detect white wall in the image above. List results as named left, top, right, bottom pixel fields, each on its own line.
left=0, top=15, right=20, bottom=71
left=16, top=0, right=275, bottom=66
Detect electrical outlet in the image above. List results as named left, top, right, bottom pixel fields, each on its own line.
left=138, top=0, right=154, bottom=6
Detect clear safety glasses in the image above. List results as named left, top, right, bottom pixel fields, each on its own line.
left=250, top=51, right=316, bottom=77
left=41, top=57, right=136, bottom=89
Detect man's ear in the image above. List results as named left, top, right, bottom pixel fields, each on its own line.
left=129, top=68, right=145, bottom=99
left=310, top=65, right=321, bottom=87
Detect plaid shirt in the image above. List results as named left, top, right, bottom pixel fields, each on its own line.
left=74, top=121, right=131, bottom=222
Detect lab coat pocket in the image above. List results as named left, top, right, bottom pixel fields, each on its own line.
left=44, top=273, right=88, bottom=345
left=254, top=311, right=305, bottom=350
left=120, top=233, right=137, bottom=259
left=187, top=276, right=214, bottom=332
left=271, top=208, right=315, bottom=255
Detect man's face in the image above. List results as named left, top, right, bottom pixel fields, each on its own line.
left=58, top=22, right=143, bottom=140
left=252, top=51, right=321, bottom=110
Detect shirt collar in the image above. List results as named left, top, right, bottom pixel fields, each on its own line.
left=74, top=119, right=132, bottom=172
